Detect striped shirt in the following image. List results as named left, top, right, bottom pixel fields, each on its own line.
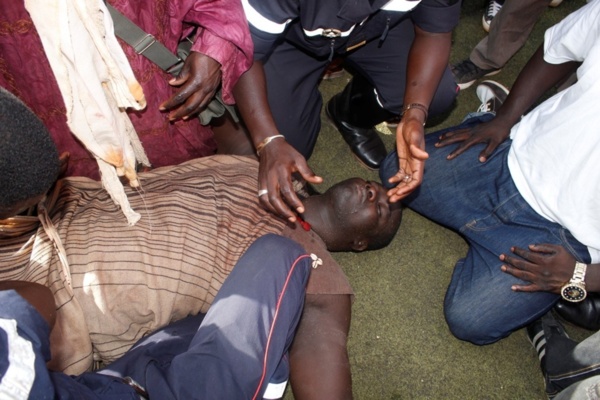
left=0, top=155, right=352, bottom=374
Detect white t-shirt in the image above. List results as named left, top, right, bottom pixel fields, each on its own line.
left=507, top=0, right=600, bottom=262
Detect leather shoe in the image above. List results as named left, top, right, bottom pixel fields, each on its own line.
left=555, top=292, right=600, bottom=330
left=325, top=96, right=387, bottom=170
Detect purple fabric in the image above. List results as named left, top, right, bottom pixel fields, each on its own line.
left=0, top=0, right=253, bottom=179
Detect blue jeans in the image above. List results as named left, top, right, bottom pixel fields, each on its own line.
left=380, top=114, right=591, bottom=345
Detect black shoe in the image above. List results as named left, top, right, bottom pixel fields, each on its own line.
left=326, top=95, right=387, bottom=170
left=451, top=59, right=501, bottom=90
left=526, top=312, right=570, bottom=399
left=476, top=80, right=509, bottom=113
left=555, top=292, right=600, bottom=331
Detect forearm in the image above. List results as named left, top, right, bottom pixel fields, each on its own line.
left=233, top=61, right=281, bottom=148
left=495, top=45, right=580, bottom=127
left=289, top=294, right=353, bottom=400
left=402, top=27, right=452, bottom=125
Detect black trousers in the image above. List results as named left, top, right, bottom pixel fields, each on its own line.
left=262, top=17, right=458, bottom=158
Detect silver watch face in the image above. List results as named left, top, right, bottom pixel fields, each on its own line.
left=561, top=285, right=587, bottom=302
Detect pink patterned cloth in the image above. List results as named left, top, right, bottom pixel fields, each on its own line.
left=0, top=0, right=253, bottom=179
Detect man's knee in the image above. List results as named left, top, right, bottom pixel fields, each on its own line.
left=444, top=298, right=506, bottom=345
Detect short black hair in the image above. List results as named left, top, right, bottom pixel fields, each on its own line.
left=0, top=88, right=59, bottom=209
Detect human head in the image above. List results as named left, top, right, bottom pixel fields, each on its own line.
left=304, top=178, right=402, bottom=252
left=0, top=88, right=60, bottom=219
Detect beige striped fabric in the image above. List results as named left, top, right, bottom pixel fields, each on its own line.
left=0, top=155, right=352, bottom=374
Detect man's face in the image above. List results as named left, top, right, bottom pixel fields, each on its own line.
left=326, top=178, right=402, bottom=241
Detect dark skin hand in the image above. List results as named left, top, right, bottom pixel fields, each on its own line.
left=257, top=138, right=322, bottom=222
left=501, top=244, right=600, bottom=294
left=159, top=51, right=222, bottom=121
left=386, top=27, right=451, bottom=203
left=435, top=116, right=513, bottom=162
left=233, top=61, right=323, bottom=222
left=500, top=244, right=577, bottom=293
left=435, top=45, right=580, bottom=162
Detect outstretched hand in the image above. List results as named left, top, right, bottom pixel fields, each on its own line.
left=435, top=117, right=512, bottom=162
left=500, top=243, right=576, bottom=293
left=160, top=51, right=222, bottom=121
left=386, top=119, right=428, bottom=203
left=258, top=140, right=323, bottom=222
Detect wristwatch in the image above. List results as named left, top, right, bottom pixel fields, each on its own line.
left=561, top=261, right=588, bottom=302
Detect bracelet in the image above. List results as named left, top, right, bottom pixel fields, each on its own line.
left=401, top=103, right=428, bottom=126
left=256, top=134, right=285, bottom=156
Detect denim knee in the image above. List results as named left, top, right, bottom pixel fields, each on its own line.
left=444, top=304, right=506, bottom=346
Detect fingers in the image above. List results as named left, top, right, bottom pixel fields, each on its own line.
left=436, top=129, right=469, bottom=147
left=257, top=143, right=317, bottom=222
left=478, top=142, right=499, bottom=163
left=160, top=74, right=217, bottom=120
left=159, top=53, right=222, bottom=121
left=386, top=164, right=424, bottom=202
left=166, top=89, right=213, bottom=121
left=499, top=255, right=540, bottom=292
left=510, top=245, right=551, bottom=264
left=528, top=243, right=561, bottom=254
left=295, top=159, right=323, bottom=185
left=261, top=174, right=304, bottom=222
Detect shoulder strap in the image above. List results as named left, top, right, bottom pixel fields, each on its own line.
left=104, top=3, right=237, bottom=124
left=105, top=3, right=185, bottom=75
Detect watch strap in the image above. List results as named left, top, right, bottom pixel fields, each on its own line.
left=571, top=261, right=587, bottom=284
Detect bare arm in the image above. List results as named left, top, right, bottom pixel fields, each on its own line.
left=436, top=44, right=580, bottom=162
left=289, top=294, right=352, bottom=400
left=387, top=27, right=452, bottom=202
left=233, top=62, right=323, bottom=222
left=0, top=281, right=56, bottom=329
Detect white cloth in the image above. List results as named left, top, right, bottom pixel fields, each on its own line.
left=25, top=0, right=150, bottom=225
left=507, top=0, right=600, bottom=262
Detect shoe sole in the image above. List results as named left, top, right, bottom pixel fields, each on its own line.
left=324, top=101, right=381, bottom=171
left=482, top=15, right=491, bottom=32
left=457, top=69, right=502, bottom=90
left=477, top=79, right=510, bottom=100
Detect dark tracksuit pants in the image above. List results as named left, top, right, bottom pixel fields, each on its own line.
left=4, top=234, right=311, bottom=400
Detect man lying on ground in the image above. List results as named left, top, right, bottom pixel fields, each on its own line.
left=0, top=87, right=402, bottom=399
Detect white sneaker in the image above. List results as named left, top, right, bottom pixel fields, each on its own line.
left=476, top=80, right=510, bottom=113
left=482, top=0, right=504, bottom=32
left=549, top=0, right=564, bottom=7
